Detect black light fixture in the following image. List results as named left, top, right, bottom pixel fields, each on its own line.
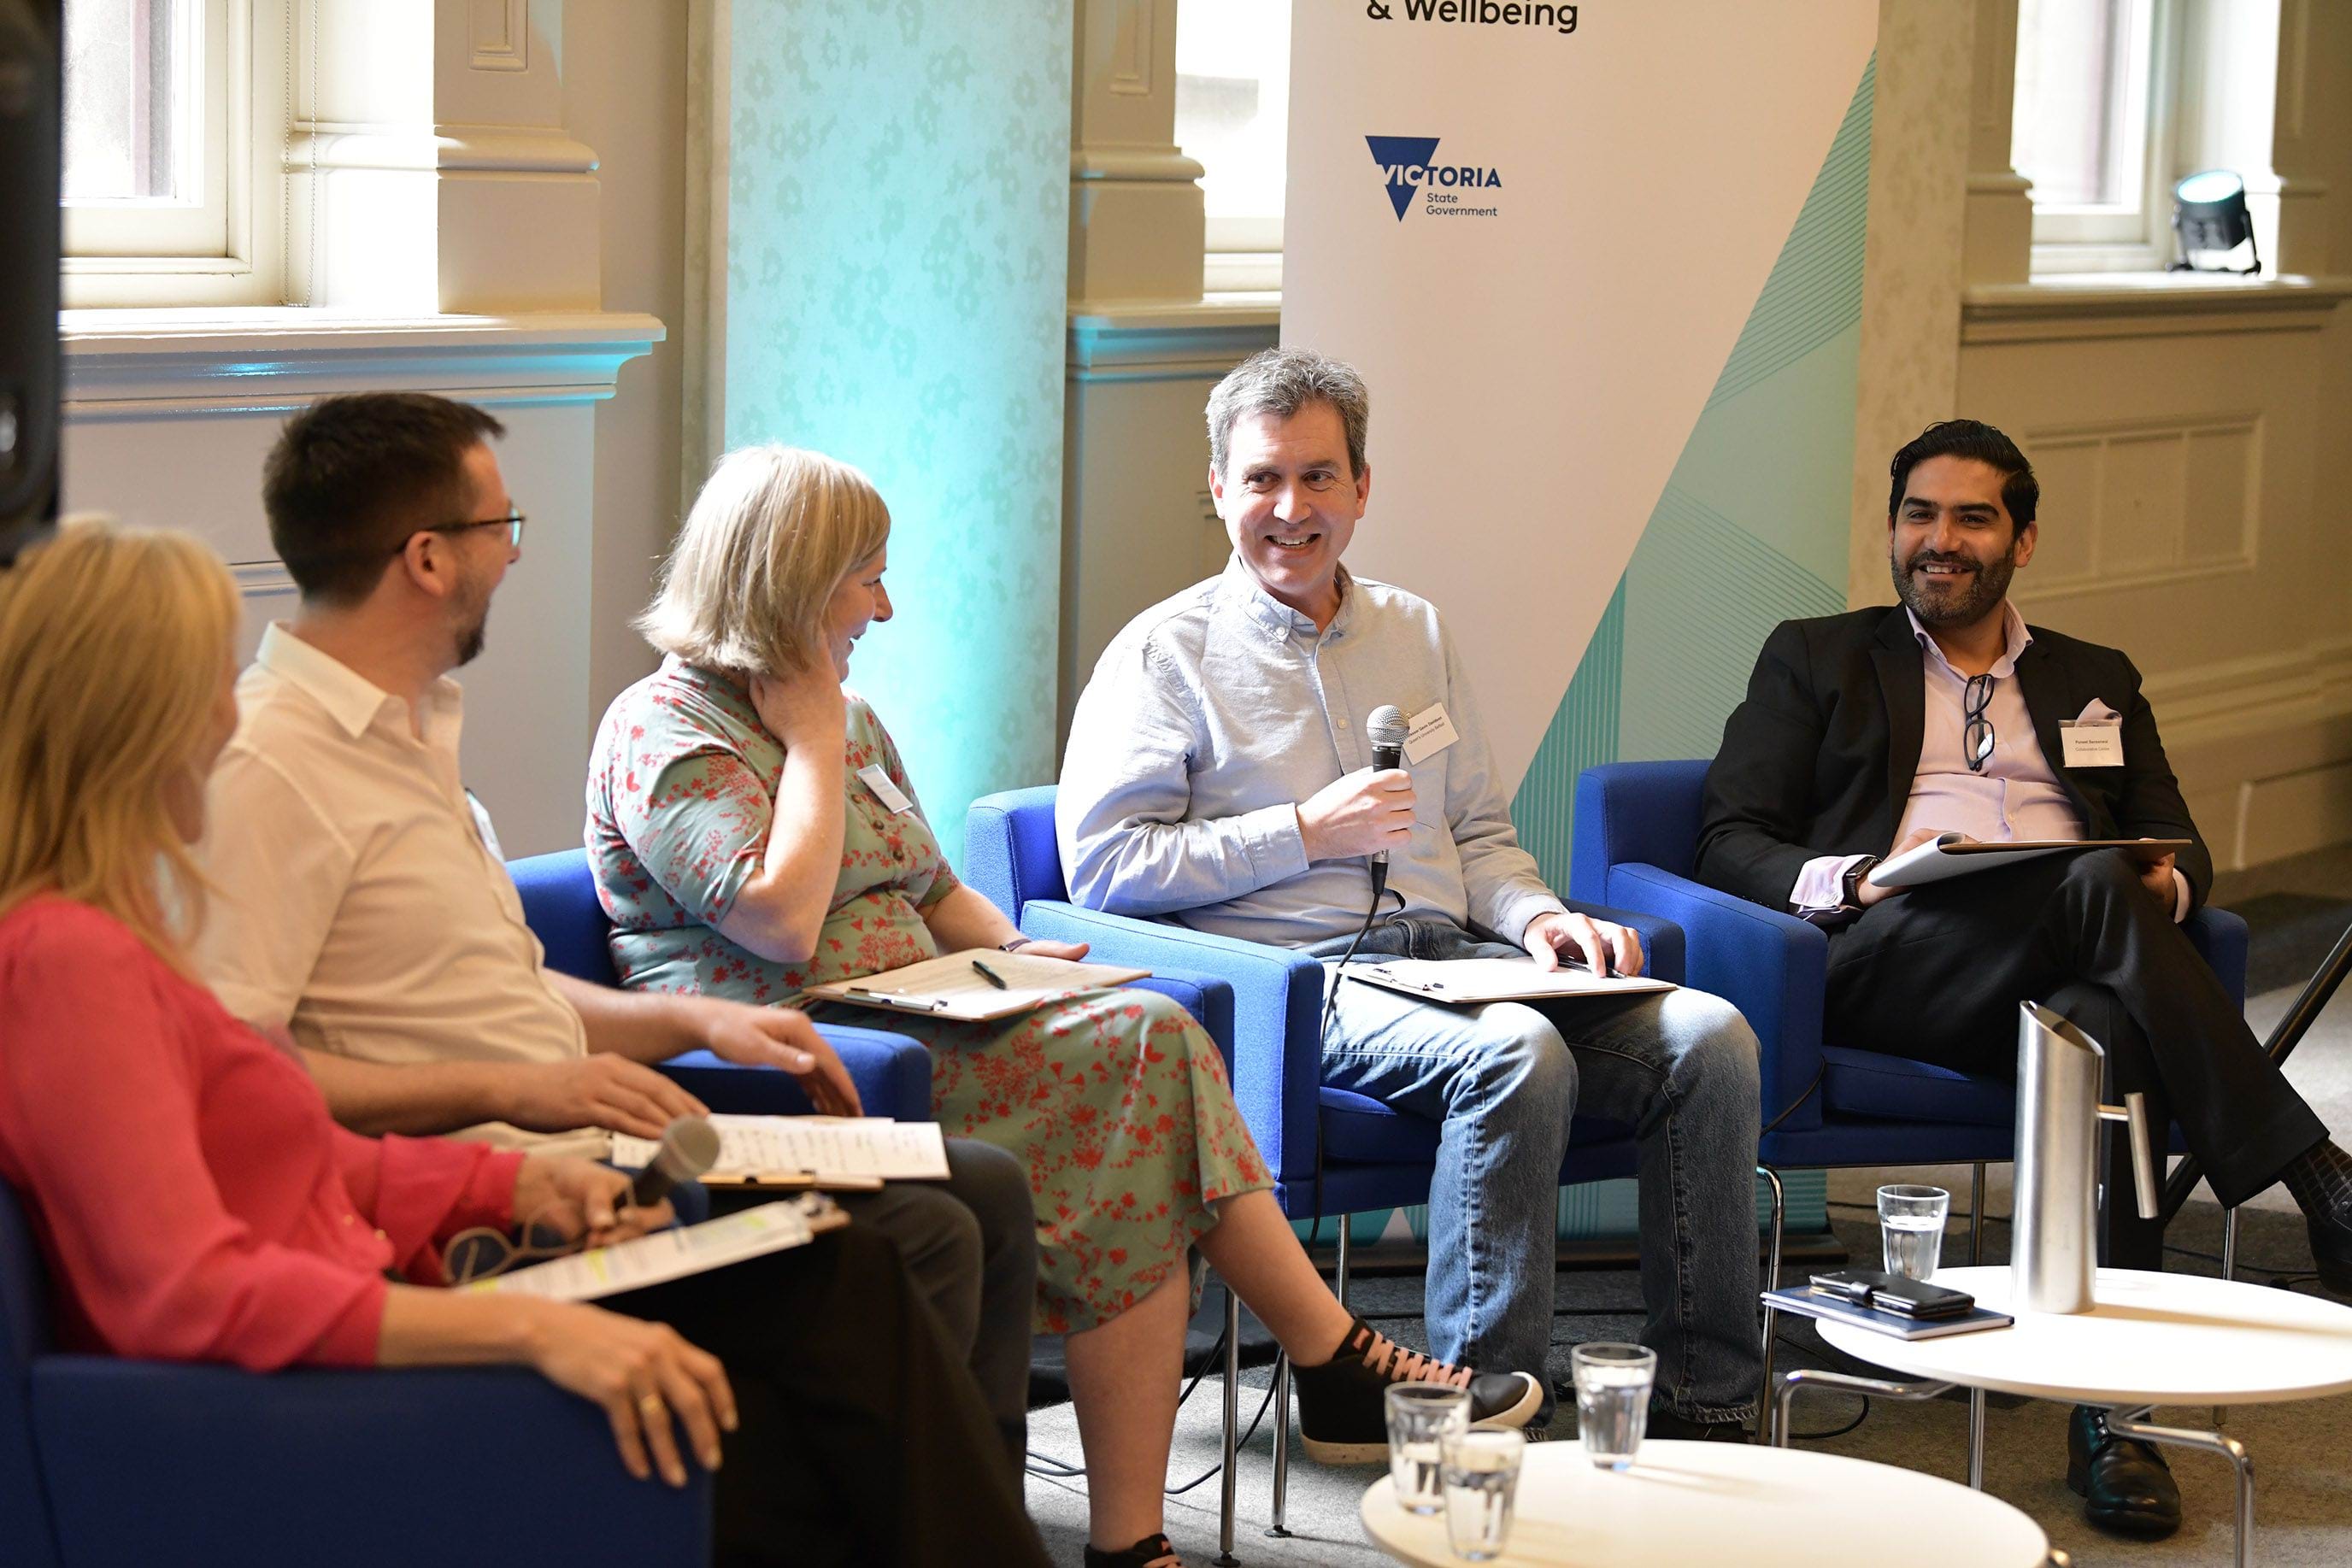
left=2168, top=168, right=2261, bottom=276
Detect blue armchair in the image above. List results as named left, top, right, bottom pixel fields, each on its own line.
left=508, top=849, right=1235, bottom=1125
left=966, top=785, right=1681, bottom=1538
left=0, top=1177, right=708, bottom=1568
left=509, top=849, right=935, bottom=1119
left=1569, top=760, right=2250, bottom=1430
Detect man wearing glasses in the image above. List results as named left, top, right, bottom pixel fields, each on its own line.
left=187, top=392, right=1040, bottom=1479
left=1696, top=418, right=2350, bottom=1541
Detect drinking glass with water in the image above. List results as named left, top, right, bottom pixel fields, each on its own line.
left=1385, top=1383, right=1470, bottom=1515
left=1877, top=1183, right=1950, bottom=1279
left=1441, top=1427, right=1525, bottom=1561
left=1570, top=1342, right=1655, bottom=1471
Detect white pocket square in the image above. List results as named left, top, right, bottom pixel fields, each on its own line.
left=2073, top=699, right=2121, bottom=725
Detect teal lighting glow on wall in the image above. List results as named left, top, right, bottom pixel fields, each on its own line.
left=720, top=1, right=1071, bottom=867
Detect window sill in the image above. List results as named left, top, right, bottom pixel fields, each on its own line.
left=60, top=308, right=667, bottom=408
left=1960, top=273, right=2352, bottom=343
left=1066, top=296, right=1281, bottom=380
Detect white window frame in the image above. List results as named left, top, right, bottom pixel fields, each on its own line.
left=2021, top=0, right=2184, bottom=274
left=1204, top=214, right=1281, bottom=294
left=1180, top=0, right=1288, bottom=297
left=2014, top=0, right=2280, bottom=280
left=62, top=0, right=290, bottom=308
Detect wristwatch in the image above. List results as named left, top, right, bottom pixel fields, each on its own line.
left=1838, top=856, right=1881, bottom=912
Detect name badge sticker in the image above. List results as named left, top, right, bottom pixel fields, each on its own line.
left=2059, top=722, right=2125, bottom=768
left=857, top=763, right=915, bottom=813
left=1402, top=703, right=1461, bottom=765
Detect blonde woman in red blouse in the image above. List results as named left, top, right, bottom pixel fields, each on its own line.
left=0, top=519, right=1044, bottom=1568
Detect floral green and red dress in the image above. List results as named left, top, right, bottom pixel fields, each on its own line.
left=585, top=657, right=1270, bottom=1333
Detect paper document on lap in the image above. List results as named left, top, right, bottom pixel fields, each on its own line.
left=1870, top=833, right=2190, bottom=890
left=459, top=1199, right=841, bottom=1303
left=1341, top=956, right=1674, bottom=1005
left=804, top=948, right=1150, bottom=1022
left=611, top=1114, right=952, bottom=1185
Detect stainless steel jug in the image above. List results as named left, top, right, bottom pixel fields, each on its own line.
left=2011, top=1001, right=2160, bottom=1313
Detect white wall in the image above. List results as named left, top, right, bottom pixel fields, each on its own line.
left=56, top=0, right=690, bottom=859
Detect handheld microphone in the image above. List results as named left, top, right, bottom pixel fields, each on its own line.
left=1365, top=705, right=1408, bottom=900
left=628, top=1114, right=721, bottom=1211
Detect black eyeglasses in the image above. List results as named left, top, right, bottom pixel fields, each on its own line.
left=396, top=506, right=526, bottom=554
left=1962, top=672, right=1997, bottom=772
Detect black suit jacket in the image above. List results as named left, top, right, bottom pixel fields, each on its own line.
left=1693, top=605, right=2212, bottom=913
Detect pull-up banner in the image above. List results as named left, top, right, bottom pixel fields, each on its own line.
left=1283, top=0, right=1879, bottom=793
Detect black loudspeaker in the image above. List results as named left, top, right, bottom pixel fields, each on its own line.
left=0, top=0, right=59, bottom=567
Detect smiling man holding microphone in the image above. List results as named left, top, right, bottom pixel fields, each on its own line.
left=1057, top=347, right=1764, bottom=1439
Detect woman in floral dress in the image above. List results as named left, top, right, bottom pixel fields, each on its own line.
left=585, top=447, right=1538, bottom=1568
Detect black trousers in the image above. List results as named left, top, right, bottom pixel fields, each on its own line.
left=1824, top=849, right=2326, bottom=1235
left=708, top=1138, right=1038, bottom=1478
left=606, top=1226, right=1049, bottom=1568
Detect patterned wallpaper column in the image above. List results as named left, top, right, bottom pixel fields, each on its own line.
left=1514, top=58, right=1874, bottom=884
left=717, top=0, right=1071, bottom=866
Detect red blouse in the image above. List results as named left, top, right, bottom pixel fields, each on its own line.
left=0, top=896, right=523, bottom=1369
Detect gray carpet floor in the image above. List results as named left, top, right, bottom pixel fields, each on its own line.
left=1020, top=857, right=2352, bottom=1566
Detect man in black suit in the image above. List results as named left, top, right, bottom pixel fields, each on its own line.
left=1697, top=419, right=2352, bottom=1539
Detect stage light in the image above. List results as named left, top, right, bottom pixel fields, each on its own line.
left=2168, top=169, right=2261, bottom=276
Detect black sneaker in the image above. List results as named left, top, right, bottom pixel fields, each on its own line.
left=1291, top=1316, right=1543, bottom=1465
left=1083, top=1532, right=1185, bottom=1568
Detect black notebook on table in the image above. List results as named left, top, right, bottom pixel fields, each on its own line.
left=1763, top=1285, right=2014, bottom=1341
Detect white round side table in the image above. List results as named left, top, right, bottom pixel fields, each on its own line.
left=1790, top=1266, right=2352, bottom=1568
left=1360, top=1437, right=2050, bottom=1567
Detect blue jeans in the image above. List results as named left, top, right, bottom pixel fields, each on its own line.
left=1313, top=919, right=1762, bottom=1423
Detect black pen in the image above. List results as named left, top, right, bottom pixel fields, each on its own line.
left=970, top=959, right=1009, bottom=990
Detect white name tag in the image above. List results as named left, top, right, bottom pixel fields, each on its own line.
left=1403, top=702, right=1460, bottom=765
left=856, top=764, right=914, bottom=813
left=2060, top=722, right=2124, bottom=768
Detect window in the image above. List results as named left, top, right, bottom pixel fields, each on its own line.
left=61, top=0, right=286, bottom=307
left=2012, top=0, right=2278, bottom=274
left=1176, top=0, right=1290, bottom=293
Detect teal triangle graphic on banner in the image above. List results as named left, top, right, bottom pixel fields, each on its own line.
left=1510, top=56, right=1875, bottom=894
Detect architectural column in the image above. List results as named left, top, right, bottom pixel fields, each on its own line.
left=1961, top=0, right=2032, bottom=288
left=1845, top=0, right=1976, bottom=602
left=2269, top=0, right=2334, bottom=273
left=1069, top=0, right=1204, bottom=307
left=1057, top=0, right=1273, bottom=735
left=289, top=0, right=600, bottom=312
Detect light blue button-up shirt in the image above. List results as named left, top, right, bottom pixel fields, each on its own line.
left=1057, top=555, right=1569, bottom=949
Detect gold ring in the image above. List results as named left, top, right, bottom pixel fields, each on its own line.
left=638, top=1392, right=665, bottom=1420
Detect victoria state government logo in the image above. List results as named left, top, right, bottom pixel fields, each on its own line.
left=1364, top=135, right=1503, bottom=221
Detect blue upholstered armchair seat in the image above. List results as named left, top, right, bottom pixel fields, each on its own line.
left=1568, top=760, right=2249, bottom=1170
left=964, top=786, right=1654, bottom=1221
left=0, top=1179, right=707, bottom=1568
left=508, top=849, right=937, bottom=1120
left=1816, top=1045, right=2018, bottom=1127
left=507, top=848, right=1232, bottom=1123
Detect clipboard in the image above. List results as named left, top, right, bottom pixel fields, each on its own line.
left=804, top=948, right=1150, bottom=1022
left=612, top=1114, right=951, bottom=1189
left=1869, top=834, right=2190, bottom=890
left=1340, top=956, right=1675, bottom=1006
